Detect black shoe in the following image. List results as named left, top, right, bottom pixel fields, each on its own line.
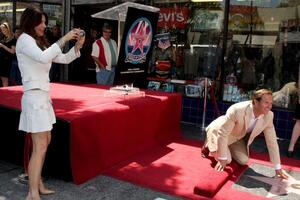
left=201, top=146, right=209, bottom=158
left=287, top=151, right=294, bottom=158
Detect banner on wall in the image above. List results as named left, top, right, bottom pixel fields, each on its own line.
left=157, top=7, right=189, bottom=29
left=115, top=7, right=159, bottom=86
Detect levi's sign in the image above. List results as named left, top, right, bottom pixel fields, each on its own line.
left=158, top=7, right=189, bottom=29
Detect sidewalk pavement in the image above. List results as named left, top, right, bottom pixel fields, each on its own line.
left=0, top=123, right=298, bottom=200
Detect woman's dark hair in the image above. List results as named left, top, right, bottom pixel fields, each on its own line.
left=20, top=7, right=49, bottom=48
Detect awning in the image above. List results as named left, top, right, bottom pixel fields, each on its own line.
left=91, top=2, right=160, bottom=21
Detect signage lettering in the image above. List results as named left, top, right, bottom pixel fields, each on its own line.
left=157, top=7, right=189, bottom=29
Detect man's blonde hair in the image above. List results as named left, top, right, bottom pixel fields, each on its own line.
left=252, top=89, right=273, bottom=104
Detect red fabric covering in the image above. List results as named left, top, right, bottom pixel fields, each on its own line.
left=0, top=83, right=182, bottom=184
left=193, top=160, right=240, bottom=197
left=105, top=139, right=241, bottom=199
left=105, top=138, right=300, bottom=200
left=214, top=164, right=269, bottom=200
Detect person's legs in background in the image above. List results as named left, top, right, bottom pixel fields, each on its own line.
left=0, top=76, right=8, bottom=87
left=287, top=119, right=300, bottom=157
left=10, top=60, right=22, bottom=85
left=107, top=67, right=115, bottom=85
left=96, top=69, right=110, bottom=85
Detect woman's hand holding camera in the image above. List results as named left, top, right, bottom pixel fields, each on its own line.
left=63, top=28, right=84, bottom=41
left=73, top=29, right=85, bottom=53
left=56, top=28, right=85, bottom=51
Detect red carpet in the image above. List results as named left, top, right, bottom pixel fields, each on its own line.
left=105, top=139, right=242, bottom=199
left=105, top=138, right=300, bottom=200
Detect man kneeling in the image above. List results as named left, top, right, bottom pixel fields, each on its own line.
left=202, top=89, right=288, bottom=178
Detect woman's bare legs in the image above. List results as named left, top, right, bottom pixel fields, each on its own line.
left=26, top=131, right=52, bottom=200
left=288, top=120, right=300, bottom=152
left=38, top=132, right=54, bottom=195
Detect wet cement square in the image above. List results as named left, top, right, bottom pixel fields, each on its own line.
left=233, top=163, right=300, bottom=200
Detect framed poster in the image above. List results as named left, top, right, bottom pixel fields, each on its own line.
left=115, top=7, right=159, bottom=87
left=190, top=9, right=223, bottom=31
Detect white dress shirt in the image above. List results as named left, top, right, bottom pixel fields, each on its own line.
left=16, top=33, right=80, bottom=91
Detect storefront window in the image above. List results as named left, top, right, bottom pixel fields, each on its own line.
left=148, top=1, right=224, bottom=96
left=16, top=2, right=40, bottom=25
left=150, top=3, right=189, bottom=81
left=43, top=4, right=62, bottom=27
left=187, top=3, right=223, bottom=80
left=225, top=0, right=300, bottom=109
left=3, top=3, right=61, bottom=28
left=0, top=2, right=38, bottom=36
left=0, top=2, right=13, bottom=25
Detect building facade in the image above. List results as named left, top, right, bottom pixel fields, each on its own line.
left=0, top=0, right=299, bottom=138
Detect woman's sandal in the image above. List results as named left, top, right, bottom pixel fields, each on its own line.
left=39, top=188, right=55, bottom=195
left=39, top=180, right=55, bottom=195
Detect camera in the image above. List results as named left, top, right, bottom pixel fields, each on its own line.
left=79, top=30, right=85, bottom=37
left=72, top=29, right=85, bottom=37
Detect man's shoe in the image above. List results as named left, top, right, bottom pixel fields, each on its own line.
left=201, top=146, right=209, bottom=158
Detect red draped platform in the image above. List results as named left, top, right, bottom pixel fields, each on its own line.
left=0, top=83, right=182, bottom=184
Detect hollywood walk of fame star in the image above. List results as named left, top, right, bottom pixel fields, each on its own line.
left=247, top=172, right=300, bottom=198
left=131, top=37, right=145, bottom=54
left=131, top=21, right=147, bottom=54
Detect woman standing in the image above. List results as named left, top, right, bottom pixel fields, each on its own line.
left=16, top=7, right=85, bottom=200
left=0, top=22, right=16, bottom=87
